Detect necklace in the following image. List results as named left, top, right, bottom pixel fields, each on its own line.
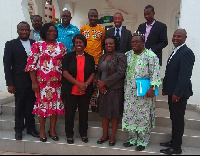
left=76, top=52, right=84, bottom=57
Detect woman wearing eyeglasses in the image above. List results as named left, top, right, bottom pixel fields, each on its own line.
left=25, top=23, right=67, bottom=142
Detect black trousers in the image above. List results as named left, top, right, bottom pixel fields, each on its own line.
left=64, top=94, right=90, bottom=138
left=14, top=88, right=36, bottom=133
left=168, top=95, right=187, bottom=150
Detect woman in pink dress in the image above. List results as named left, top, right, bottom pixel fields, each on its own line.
left=25, top=23, right=67, bottom=142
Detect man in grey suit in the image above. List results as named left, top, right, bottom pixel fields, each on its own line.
left=160, top=29, right=195, bottom=155
left=30, top=15, right=43, bottom=41
left=105, top=12, right=132, bottom=53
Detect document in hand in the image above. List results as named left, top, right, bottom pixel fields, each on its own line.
left=136, top=78, right=159, bottom=97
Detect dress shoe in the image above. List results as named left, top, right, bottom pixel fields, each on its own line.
left=160, top=147, right=182, bottom=155
left=15, top=133, right=22, bottom=140
left=135, top=145, right=145, bottom=151
left=91, top=106, right=96, bottom=112
left=123, top=142, right=134, bottom=147
left=160, top=141, right=172, bottom=147
left=40, top=137, right=47, bottom=142
left=67, top=138, right=74, bottom=144
left=109, top=141, right=116, bottom=146
left=27, top=130, right=39, bottom=138
left=81, top=137, right=89, bottom=143
left=97, top=137, right=109, bottom=144
left=48, top=131, right=59, bottom=141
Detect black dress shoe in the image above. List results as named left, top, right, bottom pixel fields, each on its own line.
left=15, top=133, right=22, bottom=140
left=109, top=141, right=116, bottom=146
left=40, top=137, right=47, bottom=142
left=81, top=137, right=89, bottom=143
left=123, top=142, right=134, bottom=147
left=67, top=138, right=74, bottom=144
left=48, top=131, right=59, bottom=141
left=135, top=145, right=145, bottom=151
left=97, top=137, right=109, bottom=144
left=160, top=148, right=182, bottom=155
left=91, top=106, right=96, bottom=112
left=27, top=130, right=39, bottom=138
left=160, top=141, right=172, bottom=147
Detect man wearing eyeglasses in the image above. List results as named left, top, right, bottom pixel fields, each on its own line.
left=30, top=15, right=43, bottom=41
left=56, top=10, right=80, bottom=53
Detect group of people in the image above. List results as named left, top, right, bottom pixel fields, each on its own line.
left=3, top=4, right=195, bottom=155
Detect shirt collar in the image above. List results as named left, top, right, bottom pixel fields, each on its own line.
left=173, top=43, right=186, bottom=51
left=115, top=26, right=122, bottom=32
left=58, top=23, right=72, bottom=29
left=146, top=20, right=156, bottom=26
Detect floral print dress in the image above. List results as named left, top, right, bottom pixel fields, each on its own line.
left=25, top=41, right=67, bottom=117
left=122, top=49, right=162, bottom=147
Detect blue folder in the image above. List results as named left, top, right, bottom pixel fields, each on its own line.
left=136, top=78, right=159, bottom=97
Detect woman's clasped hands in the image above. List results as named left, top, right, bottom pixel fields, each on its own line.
left=97, top=80, right=107, bottom=94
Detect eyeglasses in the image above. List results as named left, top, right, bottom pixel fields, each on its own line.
left=47, top=30, right=57, bottom=33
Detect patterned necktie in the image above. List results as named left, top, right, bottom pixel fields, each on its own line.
left=116, top=28, right=120, bottom=43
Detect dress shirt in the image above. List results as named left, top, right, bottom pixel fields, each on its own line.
left=168, top=43, right=186, bottom=64
left=145, top=20, right=155, bottom=42
left=56, top=23, right=80, bottom=53
left=33, top=30, right=40, bottom=41
left=114, top=26, right=122, bottom=37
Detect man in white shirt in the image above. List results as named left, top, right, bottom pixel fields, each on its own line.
left=3, top=21, right=39, bottom=140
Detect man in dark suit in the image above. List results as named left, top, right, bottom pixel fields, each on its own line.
left=160, top=29, right=195, bottom=155
left=3, top=21, right=39, bottom=140
left=137, top=5, right=168, bottom=66
left=105, top=12, right=132, bottom=53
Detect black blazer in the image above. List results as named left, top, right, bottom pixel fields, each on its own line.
left=3, top=38, right=35, bottom=88
left=61, top=51, right=95, bottom=96
left=137, top=21, right=168, bottom=65
left=105, top=26, right=132, bottom=53
left=163, top=44, right=195, bottom=98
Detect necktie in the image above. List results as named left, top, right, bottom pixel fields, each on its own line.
left=116, top=28, right=120, bottom=43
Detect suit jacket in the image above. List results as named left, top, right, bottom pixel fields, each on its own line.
left=95, top=52, right=127, bottom=89
left=3, top=38, right=35, bottom=88
left=137, top=20, right=168, bottom=66
left=163, top=44, right=195, bottom=98
left=61, top=51, right=95, bottom=96
left=105, top=26, right=132, bottom=53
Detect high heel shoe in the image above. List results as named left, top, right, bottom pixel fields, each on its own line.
left=48, top=130, right=59, bottom=141
left=40, top=137, right=47, bottom=142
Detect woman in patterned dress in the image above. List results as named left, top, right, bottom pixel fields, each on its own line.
left=25, top=23, right=67, bottom=142
left=122, top=32, right=162, bottom=151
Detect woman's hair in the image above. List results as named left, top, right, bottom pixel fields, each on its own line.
left=103, top=36, right=119, bottom=51
left=72, top=34, right=87, bottom=48
left=40, top=22, right=58, bottom=40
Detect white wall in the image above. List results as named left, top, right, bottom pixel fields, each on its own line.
left=0, top=0, right=26, bottom=92
left=179, top=0, right=200, bottom=105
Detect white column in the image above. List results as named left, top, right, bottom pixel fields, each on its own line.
left=179, top=0, right=200, bottom=105
left=0, top=0, right=26, bottom=91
